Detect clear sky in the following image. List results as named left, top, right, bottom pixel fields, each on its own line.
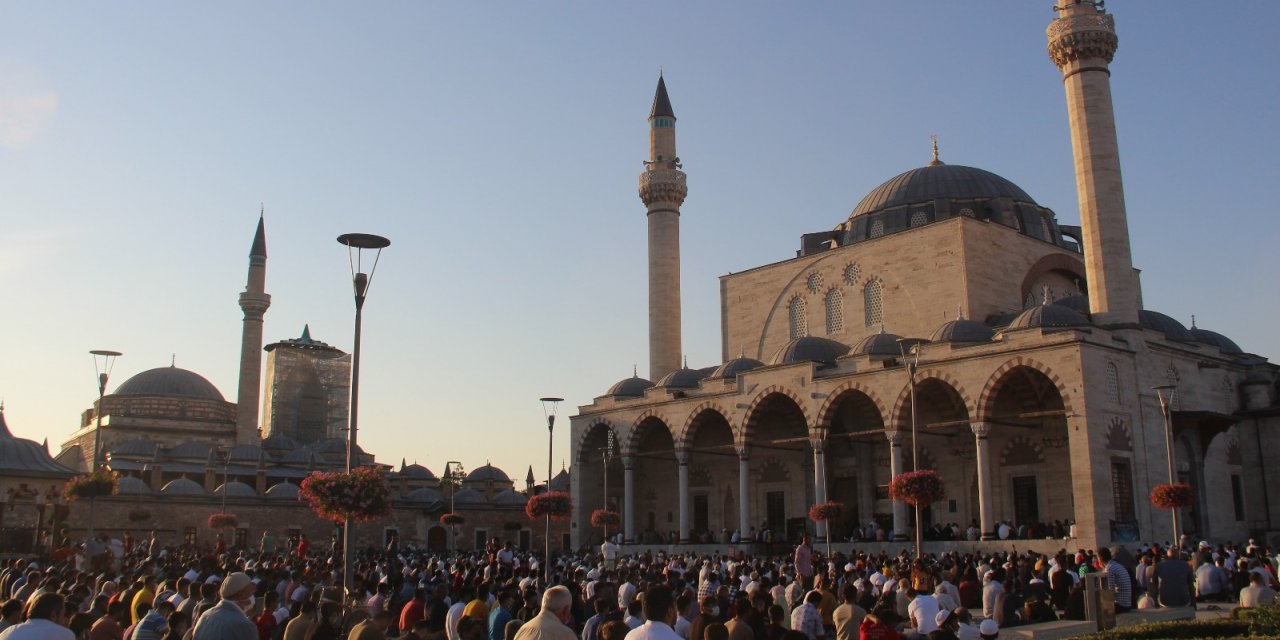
left=2, top=2, right=1277, bottom=484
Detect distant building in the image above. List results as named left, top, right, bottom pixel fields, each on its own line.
left=262, top=326, right=351, bottom=446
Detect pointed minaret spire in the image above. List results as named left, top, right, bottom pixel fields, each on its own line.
left=300, top=324, right=312, bottom=342
left=237, top=213, right=272, bottom=443
left=640, top=72, right=687, bottom=383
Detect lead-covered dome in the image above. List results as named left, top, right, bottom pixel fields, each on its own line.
left=850, top=164, right=1035, bottom=219
left=114, top=366, right=225, bottom=402
left=771, top=336, right=850, bottom=366
left=708, top=357, right=765, bottom=380
left=852, top=330, right=905, bottom=359
left=930, top=319, right=994, bottom=345
left=606, top=375, right=654, bottom=398
left=1189, top=326, right=1242, bottom=355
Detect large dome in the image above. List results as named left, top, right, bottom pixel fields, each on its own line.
left=114, top=366, right=225, bottom=402
left=850, top=164, right=1036, bottom=219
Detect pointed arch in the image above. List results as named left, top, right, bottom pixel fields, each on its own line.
left=678, top=401, right=736, bottom=446
left=889, top=368, right=976, bottom=431
left=575, top=420, right=620, bottom=464
left=741, top=386, right=813, bottom=448
left=624, top=410, right=674, bottom=458
left=976, top=357, right=1075, bottom=420
left=816, top=381, right=888, bottom=431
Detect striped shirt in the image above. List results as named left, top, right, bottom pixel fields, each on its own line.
left=1104, top=561, right=1133, bottom=609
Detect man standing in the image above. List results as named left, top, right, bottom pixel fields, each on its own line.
left=513, top=586, right=577, bottom=640
left=623, top=586, right=682, bottom=640
left=193, top=573, right=258, bottom=640
left=602, top=540, right=621, bottom=572
left=794, top=538, right=814, bottom=590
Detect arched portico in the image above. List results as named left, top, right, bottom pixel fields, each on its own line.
left=681, top=407, right=736, bottom=543
left=894, top=375, right=971, bottom=540
left=743, top=392, right=811, bottom=543
left=625, top=414, right=677, bottom=544
left=576, top=422, right=623, bottom=546
left=821, top=386, right=887, bottom=540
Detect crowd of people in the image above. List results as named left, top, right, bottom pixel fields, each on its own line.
left=1, top=530, right=1277, bottom=640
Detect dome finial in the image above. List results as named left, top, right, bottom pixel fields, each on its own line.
left=171, top=354, right=176, bottom=367
left=956, top=305, right=965, bottom=321
left=633, top=364, right=638, bottom=378
left=1190, top=314, right=1196, bottom=329
left=928, top=134, right=944, bottom=167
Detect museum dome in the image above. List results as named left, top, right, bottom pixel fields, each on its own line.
left=657, top=366, right=716, bottom=389
left=1188, top=326, right=1243, bottom=355
left=930, top=318, right=994, bottom=345
left=708, top=357, right=765, bottom=380
left=1139, top=310, right=1194, bottom=342
left=851, top=329, right=905, bottom=359
left=265, top=482, right=300, bottom=500
left=850, top=164, right=1035, bottom=219
left=465, top=464, right=511, bottom=484
left=606, top=375, right=654, bottom=398
left=1007, top=304, right=1090, bottom=330
left=114, top=366, right=225, bottom=402
left=770, top=336, right=850, bottom=366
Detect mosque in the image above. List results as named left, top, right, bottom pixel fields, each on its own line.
left=568, top=1, right=1280, bottom=552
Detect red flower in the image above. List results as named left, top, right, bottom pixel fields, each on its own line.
left=299, top=467, right=392, bottom=523
left=808, top=501, right=846, bottom=523
left=64, top=470, right=117, bottom=502
left=1150, top=482, right=1193, bottom=509
left=207, top=513, right=238, bottom=529
left=440, top=513, right=465, bottom=526
left=526, top=491, right=572, bottom=520
left=889, top=470, right=946, bottom=508
left=590, top=509, right=621, bottom=528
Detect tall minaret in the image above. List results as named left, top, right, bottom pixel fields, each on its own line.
left=1047, top=1, right=1140, bottom=325
left=236, top=214, right=271, bottom=442
left=639, top=74, right=687, bottom=382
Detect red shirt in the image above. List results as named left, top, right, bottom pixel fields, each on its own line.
left=257, top=610, right=278, bottom=640
left=400, top=598, right=426, bottom=630
left=858, top=617, right=900, bottom=640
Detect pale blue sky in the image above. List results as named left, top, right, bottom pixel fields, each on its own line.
left=2, top=2, right=1277, bottom=482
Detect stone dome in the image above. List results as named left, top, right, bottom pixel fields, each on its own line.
left=213, top=481, right=258, bottom=498
left=404, top=487, right=443, bottom=503
left=166, top=442, right=211, bottom=460
left=1007, top=304, right=1090, bottom=330
left=850, top=164, right=1035, bottom=219
left=111, top=439, right=159, bottom=458
left=262, top=432, right=300, bottom=452
left=930, top=318, right=994, bottom=345
left=160, top=477, right=207, bottom=496
left=116, top=476, right=153, bottom=495
left=1189, top=326, right=1243, bottom=355
left=1050, top=294, right=1091, bottom=317
left=114, top=366, right=225, bottom=402
left=493, top=488, right=529, bottom=506
left=227, top=444, right=263, bottom=462
left=399, top=462, right=437, bottom=480
left=657, top=366, right=716, bottom=389
left=708, top=357, right=765, bottom=380
left=265, top=482, right=300, bottom=500
left=770, top=336, right=851, bottom=366
left=606, top=375, right=654, bottom=398
left=465, top=464, right=511, bottom=484
left=852, top=330, right=905, bottom=359
left=451, top=488, right=487, bottom=505
left=1139, top=310, right=1193, bottom=342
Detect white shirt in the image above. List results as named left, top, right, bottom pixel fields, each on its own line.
left=0, top=619, right=75, bottom=640
left=673, top=617, right=691, bottom=640
left=906, top=595, right=939, bottom=635
left=624, top=621, right=682, bottom=640
left=446, top=601, right=467, bottom=640
left=618, top=582, right=638, bottom=609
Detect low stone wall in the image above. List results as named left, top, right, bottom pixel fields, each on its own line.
left=619, top=537, right=1077, bottom=558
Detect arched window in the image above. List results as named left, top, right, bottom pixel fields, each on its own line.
left=863, top=278, right=883, bottom=327
left=788, top=296, right=807, bottom=339
left=825, top=289, right=844, bottom=334
left=1106, top=362, right=1121, bottom=405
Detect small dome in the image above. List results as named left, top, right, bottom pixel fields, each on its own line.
left=1188, top=326, right=1243, bottom=355
left=770, top=336, right=851, bottom=366
left=549, top=469, right=570, bottom=492
left=850, top=164, right=1036, bottom=219
left=160, top=477, right=207, bottom=496
left=400, top=462, right=437, bottom=480
left=607, top=375, right=654, bottom=398
left=1050, top=294, right=1091, bottom=317
left=404, top=487, right=443, bottom=503
left=1139, top=310, right=1193, bottom=342
left=213, top=481, right=258, bottom=498
left=167, top=442, right=211, bottom=460
left=929, top=319, right=994, bottom=345
left=278, top=448, right=312, bottom=464
left=262, top=432, right=300, bottom=452
left=114, top=366, right=225, bottom=402
left=227, top=445, right=263, bottom=462
left=452, top=488, right=487, bottom=505
left=465, top=464, right=511, bottom=484
left=493, top=488, right=529, bottom=506
left=852, top=330, right=905, bottom=359
left=657, top=367, right=717, bottom=389
left=111, top=439, right=158, bottom=458
left=116, top=476, right=153, bottom=495
left=265, top=482, right=300, bottom=500
left=1007, top=304, right=1090, bottom=330
left=307, top=438, right=364, bottom=456
left=708, top=357, right=765, bottom=380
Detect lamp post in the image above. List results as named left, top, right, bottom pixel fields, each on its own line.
left=1153, top=384, right=1180, bottom=553
left=444, top=460, right=463, bottom=552
left=897, top=337, right=929, bottom=559
left=601, top=429, right=616, bottom=542
left=88, top=349, right=122, bottom=540
left=540, top=397, right=563, bottom=586
left=337, top=232, right=390, bottom=599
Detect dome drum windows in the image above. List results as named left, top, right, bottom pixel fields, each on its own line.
left=788, top=296, right=808, bottom=339
left=863, top=278, right=884, bottom=327
left=824, top=288, right=844, bottom=334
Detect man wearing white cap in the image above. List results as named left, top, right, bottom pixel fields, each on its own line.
left=193, top=572, right=258, bottom=640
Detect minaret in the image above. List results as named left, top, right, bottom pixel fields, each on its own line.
left=1047, top=1, right=1140, bottom=325
left=236, top=214, right=271, bottom=442
left=639, top=74, right=687, bottom=381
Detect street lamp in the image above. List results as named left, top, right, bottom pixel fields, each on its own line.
left=337, top=232, right=390, bottom=599
left=88, top=349, right=122, bottom=539
left=540, top=396, right=563, bottom=586
left=444, top=460, right=464, bottom=551
left=601, top=429, right=616, bottom=542
left=1153, top=384, right=1180, bottom=553
left=897, top=337, right=929, bottom=559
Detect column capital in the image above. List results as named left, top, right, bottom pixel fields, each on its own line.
left=810, top=438, right=826, bottom=454
left=970, top=422, right=992, bottom=438
left=736, top=445, right=750, bottom=461
left=621, top=456, right=635, bottom=470
left=885, top=430, right=905, bottom=446
left=674, top=449, right=690, bottom=465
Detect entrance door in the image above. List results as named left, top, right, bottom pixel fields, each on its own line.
left=519, top=529, right=531, bottom=551
left=1012, top=476, right=1040, bottom=525
left=426, top=526, right=447, bottom=552
left=766, top=491, right=786, bottom=532
left=693, top=495, right=709, bottom=534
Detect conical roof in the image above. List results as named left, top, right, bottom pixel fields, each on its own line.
left=650, top=75, right=675, bottom=119
left=0, top=408, right=76, bottom=478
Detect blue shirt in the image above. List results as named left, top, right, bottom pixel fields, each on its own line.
left=489, top=605, right=513, bottom=640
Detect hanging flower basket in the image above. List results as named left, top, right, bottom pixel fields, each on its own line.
left=64, top=469, right=117, bottom=501
left=127, top=508, right=151, bottom=523
left=440, top=513, right=466, bottom=526
left=299, top=466, right=392, bottom=523
left=503, top=521, right=523, bottom=531
left=1150, top=482, right=1194, bottom=509
left=808, top=501, right=846, bottom=523
left=889, top=470, right=946, bottom=508
left=591, top=509, right=621, bottom=528
left=207, top=513, right=239, bottom=529
left=526, top=491, right=572, bottom=520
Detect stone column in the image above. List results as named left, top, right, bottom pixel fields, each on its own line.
left=887, top=431, right=908, bottom=541
left=812, top=439, right=828, bottom=541
left=623, top=456, right=636, bottom=544
left=857, top=446, right=875, bottom=525
left=972, top=422, right=996, bottom=540
left=676, top=449, right=690, bottom=544
left=738, top=449, right=751, bottom=540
